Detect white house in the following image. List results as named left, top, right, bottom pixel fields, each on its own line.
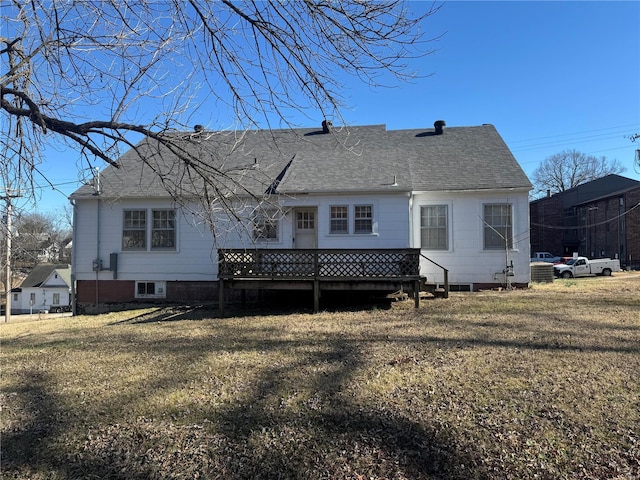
left=11, top=264, right=72, bottom=314
left=70, top=121, right=532, bottom=311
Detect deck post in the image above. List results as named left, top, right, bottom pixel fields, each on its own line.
left=313, top=280, right=320, bottom=313
left=414, top=280, right=420, bottom=308
left=218, top=278, right=225, bottom=316
left=443, top=269, right=449, bottom=298
left=313, top=251, right=320, bottom=312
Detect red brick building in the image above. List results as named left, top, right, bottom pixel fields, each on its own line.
left=530, top=175, right=640, bottom=269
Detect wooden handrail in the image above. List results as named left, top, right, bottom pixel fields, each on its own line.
left=420, top=253, right=449, bottom=298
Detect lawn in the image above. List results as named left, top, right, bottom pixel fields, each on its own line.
left=1, top=274, right=639, bottom=479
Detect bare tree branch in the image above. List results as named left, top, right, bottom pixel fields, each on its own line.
left=531, top=149, right=626, bottom=197
left=1, top=0, right=441, bottom=219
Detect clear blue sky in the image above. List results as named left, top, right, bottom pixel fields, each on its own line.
left=26, top=1, right=640, bottom=218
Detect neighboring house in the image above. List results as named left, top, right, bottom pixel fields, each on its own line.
left=70, top=122, right=532, bottom=311
left=530, top=174, right=640, bottom=269
left=11, top=264, right=72, bottom=314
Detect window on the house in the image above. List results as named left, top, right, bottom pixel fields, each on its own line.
left=122, top=210, right=147, bottom=250
left=420, top=205, right=448, bottom=250
left=135, top=281, right=166, bottom=299
left=330, top=206, right=348, bottom=234
left=138, top=282, right=155, bottom=296
left=253, top=210, right=279, bottom=241
left=30, top=293, right=36, bottom=305
left=13, top=293, right=18, bottom=301
left=483, top=204, right=513, bottom=250
left=53, top=293, right=60, bottom=305
left=354, top=205, right=373, bottom=234
left=151, top=210, right=176, bottom=250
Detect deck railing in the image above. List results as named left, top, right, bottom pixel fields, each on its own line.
left=218, top=248, right=421, bottom=281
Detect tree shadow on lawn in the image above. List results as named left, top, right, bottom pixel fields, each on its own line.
left=4, top=301, right=638, bottom=479
left=2, top=331, right=488, bottom=479
left=108, top=291, right=398, bottom=325
left=205, top=339, right=483, bottom=479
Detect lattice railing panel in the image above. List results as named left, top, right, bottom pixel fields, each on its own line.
left=219, top=249, right=420, bottom=279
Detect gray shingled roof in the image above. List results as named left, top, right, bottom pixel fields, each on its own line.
left=71, top=124, right=531, bottom=199
left=18, top=264, right=71, bottom=288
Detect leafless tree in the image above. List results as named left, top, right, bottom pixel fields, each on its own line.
left=531, top=149, right=625, bottom=197
left=10, top=211, right=71, bottom=268
left=1, top=1, right=440, bottom=214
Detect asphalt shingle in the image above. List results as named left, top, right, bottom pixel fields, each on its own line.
left=71, top=124, right=532, bottom=199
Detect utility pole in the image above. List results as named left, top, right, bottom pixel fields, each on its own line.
left=2, top=189, right=21, bottom=323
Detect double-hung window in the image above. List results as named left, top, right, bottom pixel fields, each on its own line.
left=123, top=210, right=147, bottom=250
left=123, top=209, right=177, bottom=251
left=330, top=206, right=348, bottom=234
left=152, top=210, right=176, bottom=250
left=483, top=204, right=513, bottom=250
left=354, top=205, right=373, bottom=234
left=421, top=205, right=448, bottom=250
left=254, top=209, right=279, bottom=241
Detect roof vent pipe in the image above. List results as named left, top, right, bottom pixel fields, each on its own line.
left=322, top=119, right=333, bottom=133
left=194, top=124, right=204, bottom=133
left=434, top=120, right=446, bottom=135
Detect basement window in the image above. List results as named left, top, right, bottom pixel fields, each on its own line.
left=135, top=281, right=166, bottom=299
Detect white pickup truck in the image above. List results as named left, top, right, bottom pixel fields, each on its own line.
left=554, top=257, right=620, bottom=278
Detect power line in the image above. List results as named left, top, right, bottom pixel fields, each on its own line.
left=510, top=134, right=636, bottom=153
left=507, top=123, right=639, bottom=145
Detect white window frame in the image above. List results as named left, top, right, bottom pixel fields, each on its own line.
left=122, top=208, right=178, bottom=252
left=483, top=203, right=513, bottom=250
left=420, top=205, right=449, bottom=250
left=135, top=281, right=167, bottom=299
left=122, top=209, right=147, bottom=250
left=354, top=204, right=374, bottom=234
left=329, top=205, right=349, bottom=234
left=253, top=209, right=280, bottom=242
left=151, top=209, right=177, bottom=250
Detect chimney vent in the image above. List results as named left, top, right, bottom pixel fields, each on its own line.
left=322, top=119, right=333, bottom=133
left=194, top=124, right=204, bottom=133
left=434, top=120, right=446, bottom=135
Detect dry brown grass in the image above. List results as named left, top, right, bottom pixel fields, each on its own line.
left=1, top=273, right=639, bottom=479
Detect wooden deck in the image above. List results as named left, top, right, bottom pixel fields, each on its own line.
left=218, top=248, right=422, bottom=313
